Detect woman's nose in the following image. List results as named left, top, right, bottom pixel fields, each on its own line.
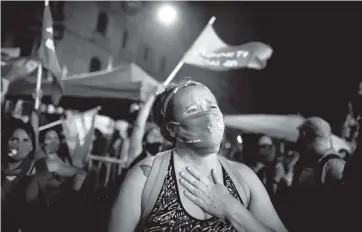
left=204, top=114, right=215, bottom=127
left=9, top=142, right=19, bottom=149
left=199, top=101, right=214, bottom=112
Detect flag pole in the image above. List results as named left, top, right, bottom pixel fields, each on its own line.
left=39, top=119, right=63, bottom=131
left=34, top=64, right=43, bottom=110
left=163, top=16, right=216, bottom=87
left=32, top=0, right=49, bottom=158
left=34, top=0, right=49, bottom=110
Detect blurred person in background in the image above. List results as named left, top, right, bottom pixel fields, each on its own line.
left=341, top=102, right=359, bottom=148
left=226, top=134, right=244, bottom=163
left=1, top=118, right=37, bottom=232
left=289, top=117, right=345, bottom=232
left=142, top=125, right=165, bottom=157
left=342, top=116, right=361, bottom=231
left=279, top=144, right=300, bottom=187
left=294, top=117, right=345, bottom=186
left=249, top=135, right=285, bottom=198
left=273, top=143, right=300, bottom=228
left=126, top=84, right=165, bottom=169
left=128, top=125, right=165, bottom=168
left=24, top=127, right=89, bottom=232
left=117, top=120, right=130, bottom=164
left=92, top=129, right=108, bottom=156
left=40, top=128, right=72, bottom=165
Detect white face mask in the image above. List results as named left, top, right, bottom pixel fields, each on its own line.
left=172, top=110, right=224, bottom=154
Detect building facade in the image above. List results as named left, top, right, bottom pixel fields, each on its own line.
left=2, top=1, right=259, bottom=114
left=56, top=1, right=208, bottom=81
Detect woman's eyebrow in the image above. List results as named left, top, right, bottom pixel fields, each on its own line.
left=185, top=104, right=197, bottom=111
left=205, top=98, right=217, bottom=104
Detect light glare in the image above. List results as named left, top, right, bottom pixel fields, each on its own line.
left=157, top=5, right=177, bottom=26
left=237, top=135, right=243, bottom=144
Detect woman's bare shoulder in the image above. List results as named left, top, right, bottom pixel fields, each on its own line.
left=124, top=150, right=172, bottom=188
left=129, top=156, right=156, bottom=178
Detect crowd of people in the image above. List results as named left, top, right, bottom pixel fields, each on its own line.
left=1, top=78, right=361, bottom=232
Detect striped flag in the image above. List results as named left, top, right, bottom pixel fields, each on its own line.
left=183, top=24, right=273, bottom=71
left=38, top=1, right=64, bottom=105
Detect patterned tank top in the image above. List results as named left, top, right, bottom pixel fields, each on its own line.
left=143, top=154, right=244, bottom=232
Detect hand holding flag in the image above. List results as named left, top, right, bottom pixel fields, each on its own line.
left=1, top=57, right=39, bottom=81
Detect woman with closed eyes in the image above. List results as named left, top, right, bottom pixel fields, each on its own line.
left=109, top=79, right=287, bottom=232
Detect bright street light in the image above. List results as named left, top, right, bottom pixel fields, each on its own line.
left=237, top=135, right=243, bottom=144
left=157, top=5, right=177, bottom=26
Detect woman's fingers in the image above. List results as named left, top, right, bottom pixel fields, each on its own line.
left=183, top=190, right=205, bottom=209
left=186, top=166, right=211, bottom=185
left=180, top=170, right=210, bottom=191
left=180, top=178, right=204, bottom=197
left=186, top=166, right=201, bottom=180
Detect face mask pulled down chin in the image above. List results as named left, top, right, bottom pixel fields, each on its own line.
left=173, top=110, right=224, bottom=154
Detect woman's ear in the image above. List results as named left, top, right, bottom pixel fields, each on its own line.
left=166, top=122, right=177, bottom=139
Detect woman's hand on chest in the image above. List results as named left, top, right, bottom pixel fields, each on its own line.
left=176, top=164, right=241, bottom=220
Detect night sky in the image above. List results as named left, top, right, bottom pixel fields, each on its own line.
left=201, top=1, right=362, bottom=132
left=2, top=1, right=362, bottom=132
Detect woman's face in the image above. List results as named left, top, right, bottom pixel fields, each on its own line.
left=7, top=129, right=33, bottom=161
left=44, top=130, right=60, bottom=154
left=172, top=86, right=220, bottom=122
left=170, top=86, right=224, bottom=154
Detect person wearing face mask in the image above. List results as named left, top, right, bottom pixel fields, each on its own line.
left=25, top=128, right=88, bottom=232
left=1, top=118, right=37, bottom=232
left=40, top=129, right=72, bottom=165
left=250, top=136, right=285, bottom=198
left=143, top=126, right=165, bottom=156
left=109, top=79, right=287, bottom=232
left=128, top=126, right=165, bottom=169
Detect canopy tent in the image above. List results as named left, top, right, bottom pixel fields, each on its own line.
left=224, top=114, right=354, bottom=154
left=7, top=63, right=159, bottom=102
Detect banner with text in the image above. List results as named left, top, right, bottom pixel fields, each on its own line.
left=183, top=25, right=273, bottom=71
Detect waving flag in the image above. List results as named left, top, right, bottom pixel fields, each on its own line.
left=183, top=22, right=273, bottom=71
left=38, top=1, right=64, bottom=105
left=62, top=107, right=100, bottom=162
left=1, top=57, right=39, bottom=81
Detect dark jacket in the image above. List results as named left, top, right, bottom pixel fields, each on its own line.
left=2, top=172, right=33, bottom=232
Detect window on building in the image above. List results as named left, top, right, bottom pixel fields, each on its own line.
left=160, top=56, right=166, bottom=72
left=122, top=30, right=128, bottom=48
left=143, top=46, right=149, bottom=61
left=96, top=12, right=108, bottom=35
left=90, top=57, right=101, bottom=72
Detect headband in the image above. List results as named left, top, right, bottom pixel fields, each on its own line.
left=160, top=81, right=207, bottom=119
